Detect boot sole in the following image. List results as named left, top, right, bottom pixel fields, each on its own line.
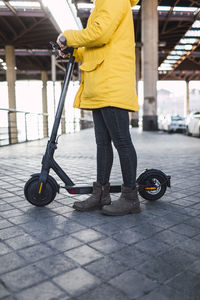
left=73, top=203, right=111, bottom=212
left=102, top=208, right=141, bottom=216
left=73, top=205, right=101, bottom=212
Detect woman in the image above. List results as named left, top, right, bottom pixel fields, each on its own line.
left=57, top=0, right=141, bottom=216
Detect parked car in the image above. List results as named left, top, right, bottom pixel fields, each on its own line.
left=158, top=114, right=166, bottom=131
left=161, top=115, right=186, bottom=133
left=186, top=112, right=200, bottom=137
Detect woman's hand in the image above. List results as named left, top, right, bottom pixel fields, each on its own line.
left=57, top=33, right=68, bottom=58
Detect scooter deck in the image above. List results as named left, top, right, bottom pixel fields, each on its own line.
left=65, top=184, right=159, bottom=194
left=65, top=185, right=121, bottom=194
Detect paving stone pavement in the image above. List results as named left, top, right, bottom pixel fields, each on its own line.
left=0, top=127, right=200, bottom=300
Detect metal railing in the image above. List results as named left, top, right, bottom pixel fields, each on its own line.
left=0, top=108, right=94, bottom=146
left=0, top=108, right=48, bottom=146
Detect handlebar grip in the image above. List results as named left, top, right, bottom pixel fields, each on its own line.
left=59, top=36, right=66, bottom=46
left=50, top=40, right=74, bottom=57
left=59, top=36, right=74, bottom=55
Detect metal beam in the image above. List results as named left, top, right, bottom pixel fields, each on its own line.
left=159, top=51, right=200, bottom=57
left=56, top=62, right=65, bottom=72
left=0, top=49, right=52, bottom=56
left=0, top=9, right=46, bottom=17
left=14, top=30, right=55, bottom=41
left=2, top=0, right=27, bottom=29
left=30, top=55, right=46, bottom=70
left=12, top=17, right=47, bottom=42
left=161, top=0, right=180, bottom=34
left=15, top=36, right=53, bottom=45
left=3, top=0, right=18, bottom=15
left=159, top=70, right=200, bottom=81
left=164, top=10, right=200, bottom=79
left=0, top=70, right=63, bottom=75
left=161, top=28, right=190, bottom=37
left=0, top=30, right=7, bottom=41
left=77, top=9, right=199, bottom=22
left=187, top=55, right=200, bottom=66
left=0, top=16, right=18, bottom=38
left=1, top=69, right=199, bottom=81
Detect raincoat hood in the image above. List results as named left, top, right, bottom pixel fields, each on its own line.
left=130, top=0, right=139, bottom=7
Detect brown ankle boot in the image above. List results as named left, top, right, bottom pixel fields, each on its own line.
left=102, top=185, right=141, bottom=216
left=73, top=182, right=111, bottom=211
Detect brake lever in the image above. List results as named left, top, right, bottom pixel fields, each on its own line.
left=50, top=41, right=61, bottom=51
left=50, top=41, right=74, bottom=56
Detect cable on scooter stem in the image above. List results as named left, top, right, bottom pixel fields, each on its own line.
left=49, top=38, right=75, bottom=143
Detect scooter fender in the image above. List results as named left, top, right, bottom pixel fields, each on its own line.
left=136, top=169, right=171, bottom=188
left=31, top=173, right=60, bottom=193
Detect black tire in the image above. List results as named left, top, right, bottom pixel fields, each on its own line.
left=24, top=176, right=57, bottom=206
left=138, top=171, right=167, bottom=201
left=186, top=126, right=192, bottom=136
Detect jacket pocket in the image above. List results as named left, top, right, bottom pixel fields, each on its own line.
left=79, top=58, right=104, bottom=72
left=79, top=58, right=105, bottom=99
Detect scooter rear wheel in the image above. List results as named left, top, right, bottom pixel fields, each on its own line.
left=24, top=176, right=57, bottom=207
left=137, top=170, right=167, bottom=201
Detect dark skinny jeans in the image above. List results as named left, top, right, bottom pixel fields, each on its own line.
left=92, top=107, right=137, bottom=188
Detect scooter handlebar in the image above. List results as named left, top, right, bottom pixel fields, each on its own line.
left=50, top=36, right=74, bottom=56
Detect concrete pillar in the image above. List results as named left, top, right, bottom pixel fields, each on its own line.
left=41, top=71, right=48, bottom=137
left=186, top=81, right=190, bottom=116
left=142, top=0, right=158, bottom=130
left=80, top=109, right=85, bottom=129
left=131, top=47, right=140, bottom=127
left=60, top=81, right=66, bottom=134
left=51, top=54, right=56, bottom=116
left=5, top=45, right=18, bottom=144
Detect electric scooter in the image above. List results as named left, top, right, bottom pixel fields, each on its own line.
left=24, top=39, right=171, bottom=207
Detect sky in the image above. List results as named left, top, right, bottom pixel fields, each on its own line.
left=42, top=0, right=82, bottom=31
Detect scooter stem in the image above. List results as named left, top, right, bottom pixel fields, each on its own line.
left=50, top=54, right=75, bottom=143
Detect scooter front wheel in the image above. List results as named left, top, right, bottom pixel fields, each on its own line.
left=24, top=176, right=57, bottom=207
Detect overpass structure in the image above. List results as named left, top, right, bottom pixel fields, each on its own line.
left=0, top=0, right=200, bottom=143
left=0, top=0, right=80, bottom=144
left=74, top=0, right=200, bottom=129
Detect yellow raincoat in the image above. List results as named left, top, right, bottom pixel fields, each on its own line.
left=63, top=0, right=139, bottom=111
